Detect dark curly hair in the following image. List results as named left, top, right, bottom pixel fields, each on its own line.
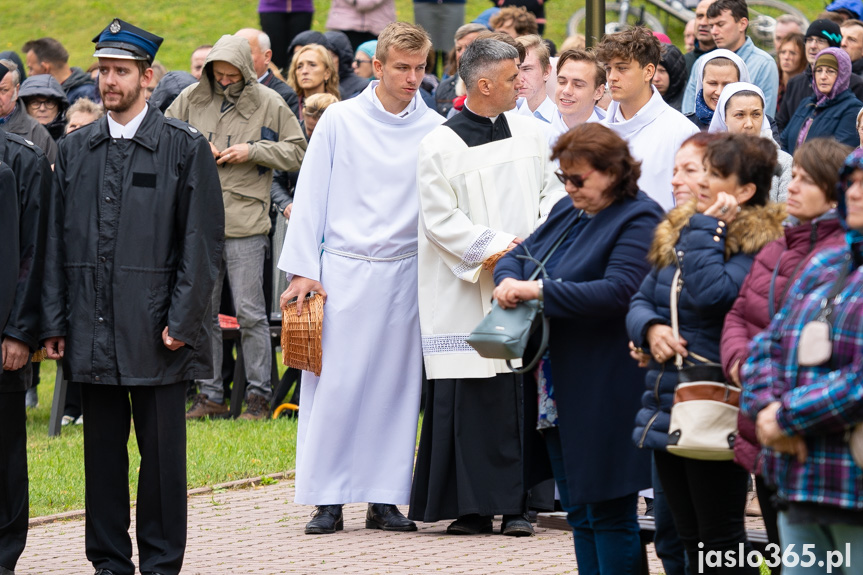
left=552, top=123, right=642, bottom=202
left=595, top=26, right=661, bottom=70
left=704, top=134, right=776, bottom=206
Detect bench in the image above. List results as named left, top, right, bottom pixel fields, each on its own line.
left=537, top=512, right=769, bottom=575
left=47, top=324, right=285, bottom=436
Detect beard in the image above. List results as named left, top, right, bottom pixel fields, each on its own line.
left=102, top=82, right=142, bottom=114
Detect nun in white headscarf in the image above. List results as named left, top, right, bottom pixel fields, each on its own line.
left=710, top=82, right=791, bottom=202
left=683, top=48, right=750, bottom=120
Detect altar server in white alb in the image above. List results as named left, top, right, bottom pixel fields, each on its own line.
left=277, top=22, right=444, bottom=535
left=598, top=27, right=698, bottom=211
left=410, top=38, right=564, bottom=537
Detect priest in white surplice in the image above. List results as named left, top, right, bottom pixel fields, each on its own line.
left=409, top=38, right=565, bottom=536
left=277, top=22, right=444, bottom=535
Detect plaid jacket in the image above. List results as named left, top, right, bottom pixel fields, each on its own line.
left=742, top=246, right=863, bottom=511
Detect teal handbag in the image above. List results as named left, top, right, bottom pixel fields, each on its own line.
left=466, top=211, right=583, bottom=374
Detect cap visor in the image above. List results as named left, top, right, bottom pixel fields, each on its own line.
left=93, top=47, right=148, bottom=60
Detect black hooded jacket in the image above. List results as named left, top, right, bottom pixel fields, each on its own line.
left=61, top=67, right=99, bottom=105
left=324, top=31, right=371, bottom=100
left=287, top=31, right=334, bottom=64
left=660, top=44, right=687, bottom=112
left=149, top=71, right=197, bottom=113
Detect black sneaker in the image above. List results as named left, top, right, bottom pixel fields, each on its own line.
left=305, top=505, right=344, bottom=534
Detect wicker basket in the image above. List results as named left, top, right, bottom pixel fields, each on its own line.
left=281, top=293, right=324, bottom=376
left=482, top=248, right=512, bottom=273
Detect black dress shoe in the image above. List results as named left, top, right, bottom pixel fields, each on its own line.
left=94, top=570, right=116, bottom=575
left=446, top=514, right=493, bottom=535
left=501, top=514, right=535, bottom=536
left=305, top=504, right=344, bottom=534
left=0, top=565, right=14, bottom=575
left=365, top=503, right=417, bottom=531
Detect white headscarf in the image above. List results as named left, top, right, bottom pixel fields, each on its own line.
left=693, top=49, right=751, bottom=97
left=708, top=82, right=773, bottom=138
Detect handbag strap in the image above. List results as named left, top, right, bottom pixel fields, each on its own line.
left=670, top=266, right=684, bottom=369
left=817, top=252, right=853, bottom=323
left=767, top=251, right=785, bottom=319
left=517, top=210, right=585, bottom=281
left=506, top=315, right=549, bottom=374
left=505, top=210, right=584, bottom=375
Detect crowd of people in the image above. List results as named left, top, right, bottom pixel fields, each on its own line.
left=2, top=0, right=863, bottom=574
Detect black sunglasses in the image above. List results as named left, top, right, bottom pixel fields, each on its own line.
left=555, top=169, right=595, bottom=188
left=353, top=58, right=372, bottom=65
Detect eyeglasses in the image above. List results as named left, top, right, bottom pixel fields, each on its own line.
left=26, top=99, right=58, bottom=111
left=353, top=58, right=372, bottom=66
left=555, top=169, right=595, bottom=188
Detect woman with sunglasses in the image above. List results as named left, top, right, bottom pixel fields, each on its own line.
left=627, top=133, right=785, bottom=574
left=493, top=123, right=664, bottom=574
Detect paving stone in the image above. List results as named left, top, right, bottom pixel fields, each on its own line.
left=18, top=480, right=673, bottom=574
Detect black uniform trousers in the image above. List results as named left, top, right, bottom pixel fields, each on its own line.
left=81, top=381, right=187, bottom=575
left=0, top=387, right=28, bottom=571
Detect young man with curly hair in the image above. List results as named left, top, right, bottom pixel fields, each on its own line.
left=597, top=27, right=699, bottom=211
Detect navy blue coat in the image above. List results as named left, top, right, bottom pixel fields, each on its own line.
left=780, top=89, right=862, bottom=154
left=495, top=192, right=664, bottom=504
left=626, top=204, right=785, bottom=452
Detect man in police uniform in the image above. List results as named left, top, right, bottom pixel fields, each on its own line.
left=0, top=121, right=51, bottom=574
left=42, top=19, right=224, bottom=575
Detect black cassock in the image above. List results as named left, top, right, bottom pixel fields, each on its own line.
left=409, top=108, right=553, bottom=522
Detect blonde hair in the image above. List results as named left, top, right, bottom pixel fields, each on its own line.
left=67, top=97, right=104, bottom=120
left=516, top=34, right=551, bottom=73
left=560, top=34, right=586, bottom=52
left=375, top=22, right=432, bottom=63
left=287, top=44, right=340, bottom=99
left=303, top=92, right=339, bottom=119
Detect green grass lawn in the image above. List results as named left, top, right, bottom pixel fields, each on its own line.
left=27, top=360, right=298, bottom=517
left=0, top=0, right=830, bottom=74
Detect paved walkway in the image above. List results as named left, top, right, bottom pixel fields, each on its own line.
left=16, top=475, right=668, bottom=574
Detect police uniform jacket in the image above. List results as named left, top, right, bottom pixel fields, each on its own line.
left=41, top=105, right=225, bottom=386
left=0, top=129, right=51, bottom=391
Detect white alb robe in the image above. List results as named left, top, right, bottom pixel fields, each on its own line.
left=604, top=87, right=699, bottom=211
left=417, top=111, right=565, bottom=380
left=278, top=82, right=444, bottom=505
left=548, top=106, right=605, bottom=149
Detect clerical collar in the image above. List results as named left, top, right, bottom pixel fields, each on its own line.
left=444, top=102, right=512, bottom=147
left=107, top=105, right=148, bottom=139
left=463, top=104, right=498, bottom=124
